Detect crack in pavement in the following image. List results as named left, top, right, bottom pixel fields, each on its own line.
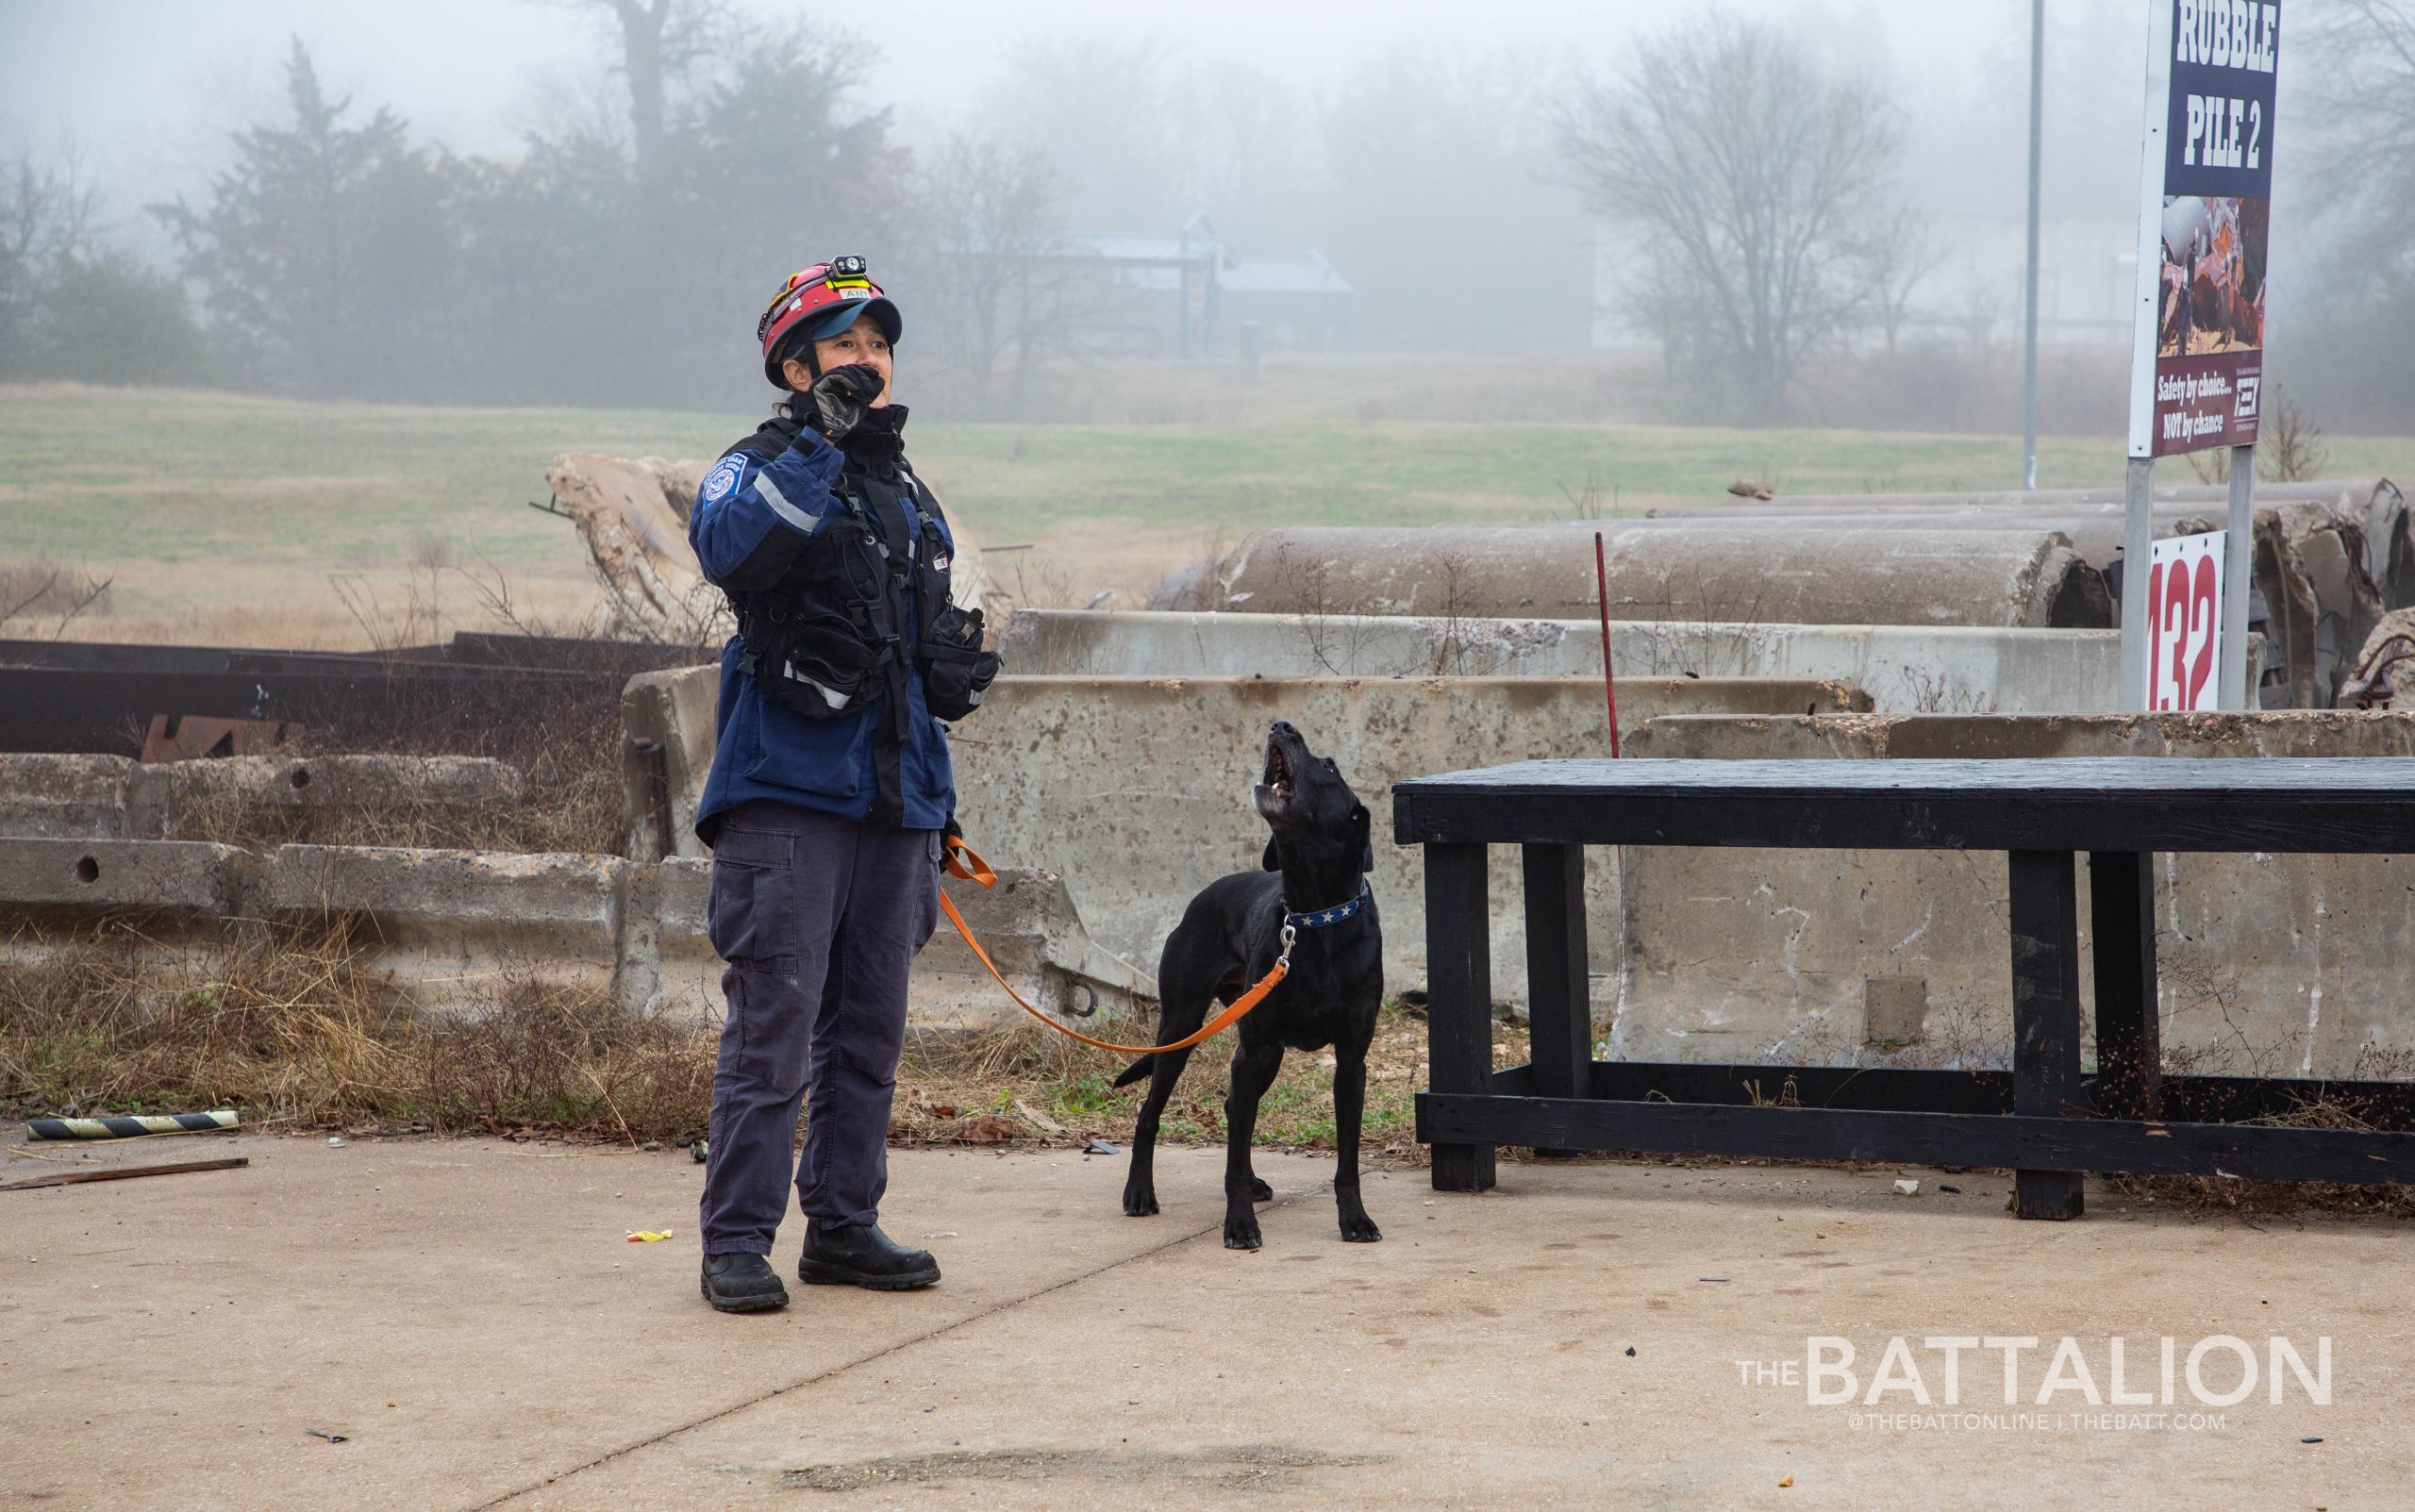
left=464, top=1179, right=1329, bottom=1511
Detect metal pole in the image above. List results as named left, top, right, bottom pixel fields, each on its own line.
left=2021, top=0, right=2045, bottom=491
left=2119, top=455, right=2155, bottom=709
left=2220, top=442, right=2257, bottom=708
left=1594, top=532, right=1620, bottom=758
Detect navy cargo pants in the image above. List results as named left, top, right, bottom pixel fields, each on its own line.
left=698, top=799, right=941, bottom=1255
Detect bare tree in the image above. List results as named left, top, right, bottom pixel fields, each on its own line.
left=1, top=144, right=101, bottom=371
left=2257, top=385, right=2329, bottom=484
left=1554, top=12, right=1908, bottom=421
left=553, top=0, right=732, bottom=196
left=913, top=135, right=1076, bottom=418
left=1846, top=204, right=1941, bottom=356
left=3, top=145, right=100, bottom=269
left=2295, top=3, right=2415, bottom=427
left=2306, top=2, right=2415, bottom=265
left=973, top=38, right=1182, bottom=232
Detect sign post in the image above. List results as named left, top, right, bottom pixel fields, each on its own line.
left=2124, top=0, right=2281, bottom=711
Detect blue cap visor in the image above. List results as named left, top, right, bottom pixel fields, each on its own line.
left=803, top=294, right=901, bottom=343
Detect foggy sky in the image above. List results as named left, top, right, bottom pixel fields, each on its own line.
left=3, top=0, right=2140, bottom=234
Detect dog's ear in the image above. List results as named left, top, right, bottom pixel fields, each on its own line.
left=1352, top=803, right=1373, bottom=873
left=1261, top=835, right=1283, bottom=872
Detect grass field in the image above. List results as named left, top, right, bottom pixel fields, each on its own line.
left=7, top=380, right=2412, bottom=646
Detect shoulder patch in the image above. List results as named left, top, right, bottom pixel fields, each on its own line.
left=702, top=456, right=745, bottom=503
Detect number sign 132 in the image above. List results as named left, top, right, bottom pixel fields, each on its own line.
left=2143, top=530, right=2225, bottom=711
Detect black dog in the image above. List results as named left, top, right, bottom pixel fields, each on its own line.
left=1115, top=721, right=1384, bottom=1249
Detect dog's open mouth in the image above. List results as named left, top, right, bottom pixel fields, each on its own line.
left=1263, top=739, right=1291, bottom=799
left=1253, top=728, right=1301, bottom=822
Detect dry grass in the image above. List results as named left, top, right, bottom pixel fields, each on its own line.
left=888, top=1006, right=1441, bottom=1165
left=160, top=702, right=627, bottom=856
left=2105, top=1092, right=2415, bottom=1221
left=0, top=914, right=1461, bottom=1159
left=0, top=918, right=717, bottom=1140
left=0, top=554, right=112, bottom=633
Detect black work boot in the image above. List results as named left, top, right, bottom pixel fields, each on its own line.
left=700, top=1250, right=790, bottom=1313
left=798, top=1219, right=941, bottom=1290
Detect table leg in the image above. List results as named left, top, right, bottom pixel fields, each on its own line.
left=2009, top=850, right=2086, bottom=1220
left=2089, top=851, right=2162, bottom=1121
left=1522, top=843, right=1591, bottom=1158
left=1426, top=841, right=1495, bottom=1192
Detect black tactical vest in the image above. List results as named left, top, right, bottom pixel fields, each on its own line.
left=718, top=406, right=999, bottom=823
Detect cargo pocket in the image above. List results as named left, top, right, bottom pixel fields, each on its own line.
left=707, top=824, right=801, bottom=962
left=729, top=964, right=813, bottom=1097
left=914, top=829, right=943, bottom=953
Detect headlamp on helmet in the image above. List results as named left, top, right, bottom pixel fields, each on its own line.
left=758, top=256, right=902, bottom=388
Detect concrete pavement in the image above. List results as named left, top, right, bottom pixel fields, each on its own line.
left=0, top=1134, right=2399, bottom=1510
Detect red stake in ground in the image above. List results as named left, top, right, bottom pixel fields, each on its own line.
left=1595, top=531, right=1620, bottom=757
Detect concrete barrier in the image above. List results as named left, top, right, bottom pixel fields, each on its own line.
left=0, top=754, right=525, bottom=840
left=625, top=668, right=1871, bottom=1008
left=950, top=674, right=1870, bottom=1008
left=0, top=837, right=1147, bottom=1034
left=999, top=608, right=2121, bottom=713
left=1206, top=523, right=2112, bottom=628
left=622, top=668, right=720, bottom=861
left=1612, top=711, right=2415, bottom=1080
left=0, top=836, right=260, bottom=918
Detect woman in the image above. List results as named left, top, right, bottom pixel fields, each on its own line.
left=686, top=257, right=998, bottom=1313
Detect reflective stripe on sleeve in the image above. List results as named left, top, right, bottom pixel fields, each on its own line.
left=753, top=471, right=819, bottom=535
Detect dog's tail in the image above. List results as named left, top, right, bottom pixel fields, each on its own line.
left=1110, top=1055, right=1154, bottom=1089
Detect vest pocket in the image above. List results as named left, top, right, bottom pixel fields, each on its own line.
left=740, top=690, right=868, bottom=800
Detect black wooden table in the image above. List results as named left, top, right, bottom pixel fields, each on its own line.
left=1392, top=756, right=2415, bottom=1218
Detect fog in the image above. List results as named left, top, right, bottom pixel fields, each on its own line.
left=1, top=0, right=2402, bottom=429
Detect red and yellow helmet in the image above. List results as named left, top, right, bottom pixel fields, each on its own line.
left=756, top=256, right=902, bottom=386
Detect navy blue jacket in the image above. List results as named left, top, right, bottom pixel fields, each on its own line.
left=689, top=406, right=956, bottom=842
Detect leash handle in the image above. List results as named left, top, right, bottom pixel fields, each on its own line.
left=938, top=832, right=1287, bottom=1055
left=943, top=833, right=997, bottom=886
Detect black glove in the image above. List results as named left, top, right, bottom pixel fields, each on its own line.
left=808, top=363, right=885, bottom=440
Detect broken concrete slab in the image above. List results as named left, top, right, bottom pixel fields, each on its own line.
left=0, top=754, right=525, bottom=841
left=1614, top=711, right=2415, bottom=1078
left=0, top=836, right=259, bottom=918
left=0, top=754, right=155, bottom=838
left=2343, top=607, right=2415, bottom=710
left=622, top=665, right=721, bottom=861
left=269, top=843, right=628, bottom=1000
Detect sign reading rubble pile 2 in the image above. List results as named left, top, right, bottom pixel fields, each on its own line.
left=2127, top=0, right=2281, bottom=458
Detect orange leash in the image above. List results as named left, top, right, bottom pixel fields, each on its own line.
left=940, top=835, right=1290, bottom=1055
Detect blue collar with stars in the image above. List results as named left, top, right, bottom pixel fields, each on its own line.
left=1285, top=883, right=1372, bottom=932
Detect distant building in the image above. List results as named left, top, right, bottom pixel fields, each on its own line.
left=1049, top=214, right=1357, bottom=359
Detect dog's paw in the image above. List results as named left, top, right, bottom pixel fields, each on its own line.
left=1339, top=1213, right=1383, bottom=1243
left=1223, top=1214, right=1263, bottom=1251
left=1249, top=1176, right=1274, bottom=1203
left=1122, top=1188, right=1159, bottom=1218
